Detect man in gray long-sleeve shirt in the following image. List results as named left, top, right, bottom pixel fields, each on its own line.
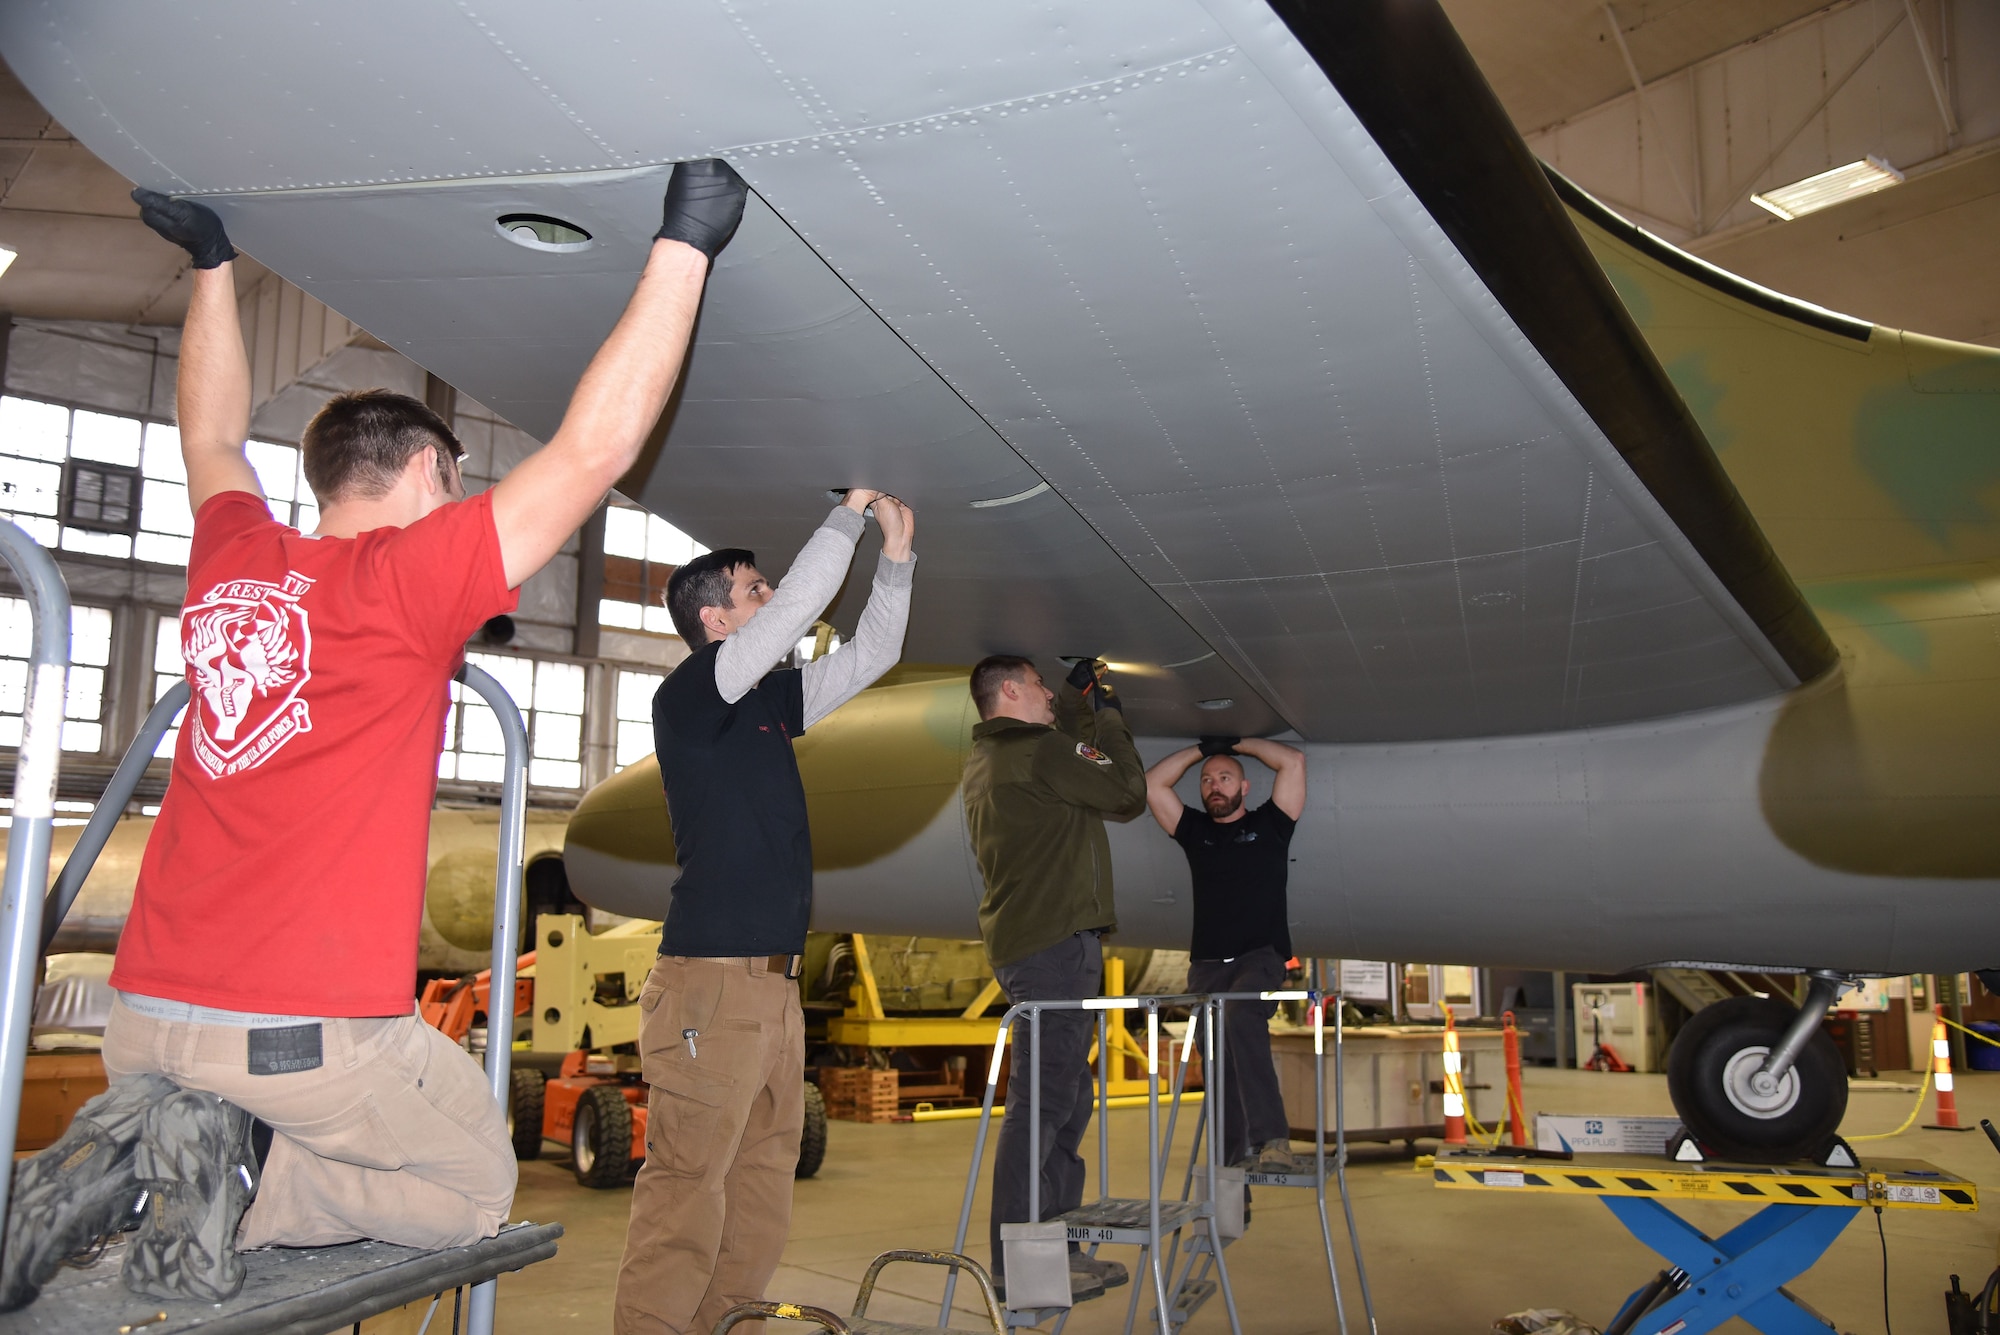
left=613, top=489, right=915, bottom=1335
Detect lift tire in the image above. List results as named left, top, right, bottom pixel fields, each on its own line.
left=572, top=1085, right=634, bottom=1188
left=507, top=1068, right=547, bottom=1161
left=796, top=1082, right=827, bottom=1179
left=1666, top=994, right=1847, bottom=1162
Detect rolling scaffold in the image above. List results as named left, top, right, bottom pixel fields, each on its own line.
left=941, top=964, right=1377, bottom=1335
left=0, top=518, right=558, bottom=1335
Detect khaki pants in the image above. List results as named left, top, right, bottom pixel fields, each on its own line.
left=102, top=999, right=516, bottom=1250
left=614, top=956, right=805, bottom=1335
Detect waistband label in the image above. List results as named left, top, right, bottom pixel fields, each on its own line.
left=247, top=1023, right=324, bottom=1076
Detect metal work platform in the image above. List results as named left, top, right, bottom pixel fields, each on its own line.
left=1185, top=978, right=1376, bottom=1335
left=0, top=1224, right=562, bottom=1335
left=1060, top=1198, right=1207, bottom=1246
left=1243, top=1159, right=1336, bottom=1190
left=947, top=996, right=1241, bottom=1335
left=1434, top=1146, right=1977, bottom=1335
left=0, top=518, right=558, bottom=1335
left=945, top=977, right=1380, bottom=1335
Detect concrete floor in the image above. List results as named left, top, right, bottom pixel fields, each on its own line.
left=483, top=1068, right=2000, bottom=1334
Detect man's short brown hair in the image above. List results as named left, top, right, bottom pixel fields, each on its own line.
left=970, top=654, right=1036, bottom=720
left=301, top=389, right=463, bottom=503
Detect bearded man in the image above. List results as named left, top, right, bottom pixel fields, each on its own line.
left=1143, top=737, right=1307, bottom=1174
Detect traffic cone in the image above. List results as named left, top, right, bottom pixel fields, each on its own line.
left=1441, top=1005, right=1467, bottom=1145
left=1502, top=1011, right=1527, bottom=1147
left=1927, top=1017, right=1975, bottom=1131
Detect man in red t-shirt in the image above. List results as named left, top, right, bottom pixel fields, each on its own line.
left=0, top=162, right=749, bottom=1310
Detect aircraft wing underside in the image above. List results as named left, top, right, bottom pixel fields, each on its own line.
left=0, top=0, right=1835, bottom=741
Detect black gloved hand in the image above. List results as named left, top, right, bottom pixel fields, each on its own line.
left=657, top=158, right=748, bottom=260
left=131, top=188, right=235, bottom=269
left=1064, top=658, right=1121, bottom=714
left=1197, top=736, right=1239, bottom=757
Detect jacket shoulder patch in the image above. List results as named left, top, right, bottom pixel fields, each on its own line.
left=1075, top=742, right=1113, bottom=766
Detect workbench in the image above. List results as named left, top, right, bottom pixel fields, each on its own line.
left=1433, top=1147, right=1978, bottom=1335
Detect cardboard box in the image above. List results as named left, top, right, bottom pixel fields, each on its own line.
left=1534, top=1113, right=1684, bottom=1155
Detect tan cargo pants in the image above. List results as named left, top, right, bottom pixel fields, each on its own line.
left=614, top=955, right=805, bottom=1335
left=102, top=998, right=516, bottom=1250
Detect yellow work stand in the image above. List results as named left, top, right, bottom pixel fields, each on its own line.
left=1433, top=1148, right=1977, bottom=1335
left=825, top=943, right=1158, bottom=1096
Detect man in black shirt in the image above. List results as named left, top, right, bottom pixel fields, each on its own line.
left=1145, top=737, right=1307, bottom=1173
left=614, top=490, right=915, bottom=1335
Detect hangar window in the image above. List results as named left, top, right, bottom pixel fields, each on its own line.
left=0, top=598, right=114, bottom=754
left=614, top=669, right=663, bottom=767
left=241, top=439, right=320, bottom=533
left=151, top=612, right=190, bottom=757
left=599, top=503, right=705, bottom=637
left=441, top=651, right=587, bottom=791
left=0, top=397, right=319, bottom=569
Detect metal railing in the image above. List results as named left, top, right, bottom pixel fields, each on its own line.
left=19, top=602, right=530, bottom=1334
left=453, top=662, right=529, bottom=1335
left=942, top=970, right=1379, bottom=1335
left=946, top=992, right=1240, bottom=1335
left=1198, top=967, right=1377, bottom=1335
left=0, top=518, right=69, bottom=1238
left=42, top=683, right=187, bottom=951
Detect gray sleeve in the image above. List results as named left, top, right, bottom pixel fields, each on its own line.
left=800, top=551, right=916, bottom=728
left=713, top=505, right=865, bottom=705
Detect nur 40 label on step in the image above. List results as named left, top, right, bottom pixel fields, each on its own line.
left=1068, top=1226, right=1121, bottom=1242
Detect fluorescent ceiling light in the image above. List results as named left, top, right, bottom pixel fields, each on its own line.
left=1751, top=156, right=1903, bottom=221
left=0, top=246, right=15, bottom=279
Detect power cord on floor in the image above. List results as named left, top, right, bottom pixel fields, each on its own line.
left=1875, top=1205, right=1892, bottom=1335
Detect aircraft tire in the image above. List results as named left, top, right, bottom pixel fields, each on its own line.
left=796, top=1082, right=827, bottom=1179
left=507, top=1068, right=546, bottom=1161
left=572, top=1085, right=634, bottom=1188
left=1666, top=994, right=1846, bottom=1162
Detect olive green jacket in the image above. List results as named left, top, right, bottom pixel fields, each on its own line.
left=962, top=687, right=1147, bottom=968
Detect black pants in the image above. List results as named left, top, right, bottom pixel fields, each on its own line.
left=989, top=931, right=1102, bottom=1277
left=1187, top=946, right=1290, bottom=1167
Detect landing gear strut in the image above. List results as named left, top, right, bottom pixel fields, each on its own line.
left=1665, top=971, right=1849, bottom=1163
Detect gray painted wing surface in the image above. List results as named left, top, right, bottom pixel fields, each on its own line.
left=2, top=0, right=1791, bottom=741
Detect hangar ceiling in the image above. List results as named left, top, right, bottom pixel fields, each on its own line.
left=1443, top=0, right=1839, bottom=134
left=0, top=1, right=1989, bottom=343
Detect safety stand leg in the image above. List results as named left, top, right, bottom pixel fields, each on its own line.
left=1598, top=1197, right=1858, bottom=1335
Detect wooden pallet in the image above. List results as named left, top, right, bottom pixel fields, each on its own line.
left=818, top=1067, right=900, bottom=1122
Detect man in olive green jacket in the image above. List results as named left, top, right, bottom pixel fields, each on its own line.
left=962, top=654, right=1146, bottom=1300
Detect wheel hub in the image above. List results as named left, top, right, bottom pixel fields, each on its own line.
left=1721, top=1045, right=1799, bottom=1119
left=576, top=1114, right=597, bottom=1172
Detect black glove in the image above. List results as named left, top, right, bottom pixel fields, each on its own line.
left=657, top=158, right=747, bottom=260
left=131, top=188, right=235, bottom=269
left=1197, top=736, right=1239, bottom=757
left=1065, top=657, right=1121, bottom=714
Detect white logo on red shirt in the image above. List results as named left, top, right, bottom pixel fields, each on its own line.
left=183, top=572, right=315, bottom=778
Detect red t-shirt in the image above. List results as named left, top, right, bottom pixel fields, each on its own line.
left=111, top=490, right=518, bottom=1016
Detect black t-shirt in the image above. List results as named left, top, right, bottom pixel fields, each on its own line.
left=1172, top=801, right=1296, bottom=961
left=653, top=641, right=812, bottom=956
